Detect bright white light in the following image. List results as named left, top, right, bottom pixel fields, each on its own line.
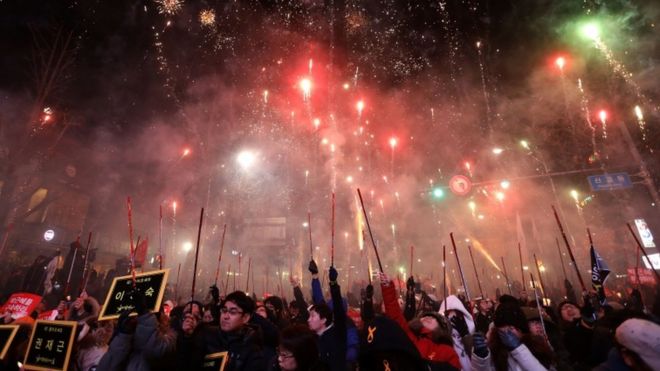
left=302, top=222, right=309, bottom=228
left=236, top=150, right=257, bottom=169
left=500, top=180, right=511, bottom=189
left=182, top=241, right=193, bottom=252
left=43, top=229, right=55, bottom=241
left=520, top=140, right=530, bottom=150
left=492, top=147, right=504, bottom=155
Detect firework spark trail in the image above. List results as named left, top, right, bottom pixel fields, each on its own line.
left=577, top=79, right=598, bottom=158
left=591, top=38, right=656, bottom=111
left=476, top=41, right=492, bottom=132
left=634, top=105, right=649, bottom=148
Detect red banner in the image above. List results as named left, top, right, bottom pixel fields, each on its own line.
left=1, top=293, right=42, bottom=319
left=134, top=238, right=149, bottom=267
left=627, top=268, right=656, bottom=286
left=37, top=310, right=59, bottom=320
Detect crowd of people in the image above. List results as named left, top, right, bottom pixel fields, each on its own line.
left=1, top=255, right=659, bottom=371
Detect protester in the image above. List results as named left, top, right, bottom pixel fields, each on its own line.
left=378, top=272, right=460, bottom=370
left=203, top=290, right=267, bottom=370
left=470, top=296, right=555, bottom=371
left=440, top=294, right=476, bottom=371
left=269, top=324, right=327, bottom=371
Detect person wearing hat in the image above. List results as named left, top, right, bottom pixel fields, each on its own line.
left=470, top=300, right=555, bottom=371
left=593, top=318, right=660, bottom=371
left=378, top=272, right=460, bottom=370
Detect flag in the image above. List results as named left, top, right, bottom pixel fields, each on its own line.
left=590, top=246, right=610, bottom=304
left=134, top=238, right=149, bottom=267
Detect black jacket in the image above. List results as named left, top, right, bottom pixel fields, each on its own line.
left=203, top=324, right=267, bottom=371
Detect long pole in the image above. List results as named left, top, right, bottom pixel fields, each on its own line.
left=627, top=222, right=660, bottom=282
left=190, top=208, right=204, bottom=302
left=533, top=254, right=547, bottom=298
left=357, top=188, right=384, bottom=272
left=530, top=273, right=547, bottom=339
left=79, top=232, right=93, bottom=294
left=159, top=205, right=163, bottom=269
left=449, top=233, right=470, bottom=301
left=214, top=224, right=227, bottom=286
left=518, top=242, right=526, bottom=290
left=501, top=257, right=512, bottom=295
left=468, top=245, right=484, bottom=298
left=175, top=263, right=181, bottom=301
left=442, top=245, right=447, bottom=305
left=308, top=212, right=314, bottom=260
left=245, top=257, right=252, bottom=292
left=552, top=205, right=586, bottom=291
left=556, top=238, right=568, bottom=281
left=224, top=265, right=231, bottom=295
left=63, top=238, right=80, bottom=299
left=331, top=193, right=335, bottom=266
left=410, top=245, right=414, bottom=277
left=126, top=197, right=136, bottom=286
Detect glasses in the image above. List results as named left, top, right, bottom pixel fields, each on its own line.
left=277, top=350, right=294, bottom=359
left=220, top=307, right=244, bottom=315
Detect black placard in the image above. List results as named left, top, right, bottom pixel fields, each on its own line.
left=99, top=269, right=169, bottom=320
left=23, top=320, right=76, bottom=371
left=0, top=325, right=19, bottom=360
left=203, top=351, right=228, bottom=371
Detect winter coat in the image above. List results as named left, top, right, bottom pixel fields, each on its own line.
left=76, top=345, right=108, bottom=371
left=470, top=343, right=550, bottom=371
left=592, top=348, right=631, bottom=371
left=203, top=324, right=267, bottom=371
left=311, top=277, right=358, bottom=367
left=381, top=281, right=460, bottom=370
left=440, top=295, right=475, bottom=371
left=97, top=313, right=177, bottom=371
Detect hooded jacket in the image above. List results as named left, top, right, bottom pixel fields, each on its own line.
left=440, top=295, right=475, bottom=371
left=381, top=281, right=460, bottom=370
left=470, top=343, right=550, bottom=371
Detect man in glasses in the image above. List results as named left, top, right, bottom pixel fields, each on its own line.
left=204, top=290, right=266, bottom=370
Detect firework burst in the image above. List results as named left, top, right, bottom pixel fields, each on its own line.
left=156, top=0, right=183, bottom=16
left=199, top=9, right=215, bottom=27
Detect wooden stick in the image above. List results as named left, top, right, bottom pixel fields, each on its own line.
left=442, top=245, right=447, bottom=307
left=245, top=257, right=252, bottom=292
left=79, top=232, right=93, bottom=294
left=450, top=233, right=470, bottom=301
left=159, top=205, right=163, bottom=269
left=126, top=197, right=136, bottom=286
left=331, top=192, right=335, bottom=267
left=308, top=212, right=314, bottom=260
left=556, top=237, right=568, bottom=282
left=190, top=208, right=204, bottom=302
left=518, top=242, right=525, bottom=290
left=468, top=245, right=484, bottom=298
left=410, top=245, right=414, bottom=277
left=552, top=205, right=586, bottom=291
left=175, top=263, right=181, bottom=302
left=533, top=253, right=547, bottom=298
left=214, top=224, right=227, bottom=286
left=357, top=188, right=384, bottom=272
left=501, top=257, right=512, bottom=295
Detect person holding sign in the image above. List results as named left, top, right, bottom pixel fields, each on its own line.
left=97, top=288, right=176, bottom=371
left=203, top=291, right=267, bottom=370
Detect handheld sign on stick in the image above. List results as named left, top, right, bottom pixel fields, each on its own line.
left=24, top=321, right=77, bottom=371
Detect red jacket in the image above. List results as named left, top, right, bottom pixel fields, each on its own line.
left=381, top=281, right=461, bottom=369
